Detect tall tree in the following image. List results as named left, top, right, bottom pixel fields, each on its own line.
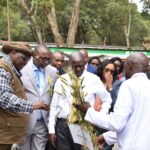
left=124, top=1, right=132, bottom=49
left=20, top=0, right=43, bottom=43
left=7, top=0, right=11, bottom=41
left=0, top=0, right=33, bottom=41
left=1, top=0, right=150, bottom=47
left=66, top=0, right=81, bottom=47
left=41, top=0, right=64, bottom=47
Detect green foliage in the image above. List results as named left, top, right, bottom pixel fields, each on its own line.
left=0, top=0, right=34, bottom=41
left=0, top=0, right=150, bottom=46
left=38, top=0, right=54, bottom=8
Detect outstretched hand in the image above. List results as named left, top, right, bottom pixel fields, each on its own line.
left=95, top=135, right=106, bottom=150
left=49, top=133, right=56, bottom=147
left=33, top=101, right=50, bottom=111
left=73, top=102, right=91, bottom=112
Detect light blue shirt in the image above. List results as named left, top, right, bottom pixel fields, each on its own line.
left=33, top=64, right=45, bottom=95
left=33, top=64, right=45, bottom=120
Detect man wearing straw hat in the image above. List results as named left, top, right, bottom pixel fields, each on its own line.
left=0, top=43, right=49, bottom=150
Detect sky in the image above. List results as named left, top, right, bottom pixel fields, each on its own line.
left=132, top=0, right=143, bottom=12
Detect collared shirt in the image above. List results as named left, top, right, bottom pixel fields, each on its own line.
left=0, top=56, right=33, bottom=113
left=48, top=70, right=112, bottom=134
left=3, top=55, right=22, bottom=78
left=85, top=73, right=150, bottom=150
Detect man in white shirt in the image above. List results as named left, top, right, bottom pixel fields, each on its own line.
left=48, top=52, right=112, bottom=150
left=75, top=52, right=150, bottom=150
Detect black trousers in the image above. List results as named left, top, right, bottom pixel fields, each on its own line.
left=55, top=118, right=82, bottom=150
left=45, top=140, right=56, bottom=150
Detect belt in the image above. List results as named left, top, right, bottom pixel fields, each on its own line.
left=37, top=119, right=44, bottom=122
left=57, top=118, right=67, bottom=122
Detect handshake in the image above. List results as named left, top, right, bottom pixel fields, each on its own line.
left=32, top=101, right=50, bottom=111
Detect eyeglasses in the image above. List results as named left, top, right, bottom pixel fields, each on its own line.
left=17, top=52, right=30, bottom=62
left=35, top=56, right=50, bottom=62
left=104, top=68, right=115, bottom=74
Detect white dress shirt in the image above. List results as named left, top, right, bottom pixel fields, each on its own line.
left=48, top=70, right=112, bottom=142
left=85, top=73, right=150, bottom=150
left=103, top=131, right=118, bottom=145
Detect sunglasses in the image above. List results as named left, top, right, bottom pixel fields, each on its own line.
left=104, top=68, right=115, bottom=74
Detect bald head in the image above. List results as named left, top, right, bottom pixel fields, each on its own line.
left=51, top=51, right=64, bottom=69
left=52, top=51, right=64, bottom=57
left=69, top=52, right=85, bottom=77
left=79, top=49, right=89, bottom=64
left=34, top=44, right=50, bottom=54
left=70, top=52, right=84, bottom=62
left=125, top=52, right=149, bottom=79
left=127, top=52, right=148, bottom=66
left=79, top=49, right=88, bottom=56
left=33, top=44, right=52, bottom=68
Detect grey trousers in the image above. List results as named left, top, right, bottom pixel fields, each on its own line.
left=19, top=120, right=48, bottom=150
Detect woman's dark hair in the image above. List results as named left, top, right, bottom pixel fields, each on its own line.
left=96, top=59, right=117, bottom=82
left=88, top=57, right=101, bottom=65
left=111, top=57, right=123, bottom=74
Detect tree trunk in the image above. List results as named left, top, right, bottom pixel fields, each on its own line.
left=7, top=0, right=11, bottom=42
left=124, top=27, right=130, bottom=49
left=43, top=6, right=64, bottom=47
left=20, top=0, right=43, bottom=44
left=124, top=8, right=131, bottom=49
left=29, top=16, right=43, bottom=44
left=66, top=0, right=81, bottom=47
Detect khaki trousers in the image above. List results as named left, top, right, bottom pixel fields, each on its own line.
left=0, top=144, right=12, bottom=150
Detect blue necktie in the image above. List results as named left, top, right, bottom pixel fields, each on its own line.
left=35, top=68, right=40, bottom=92
left=35, top=68, right=43, bottom=121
